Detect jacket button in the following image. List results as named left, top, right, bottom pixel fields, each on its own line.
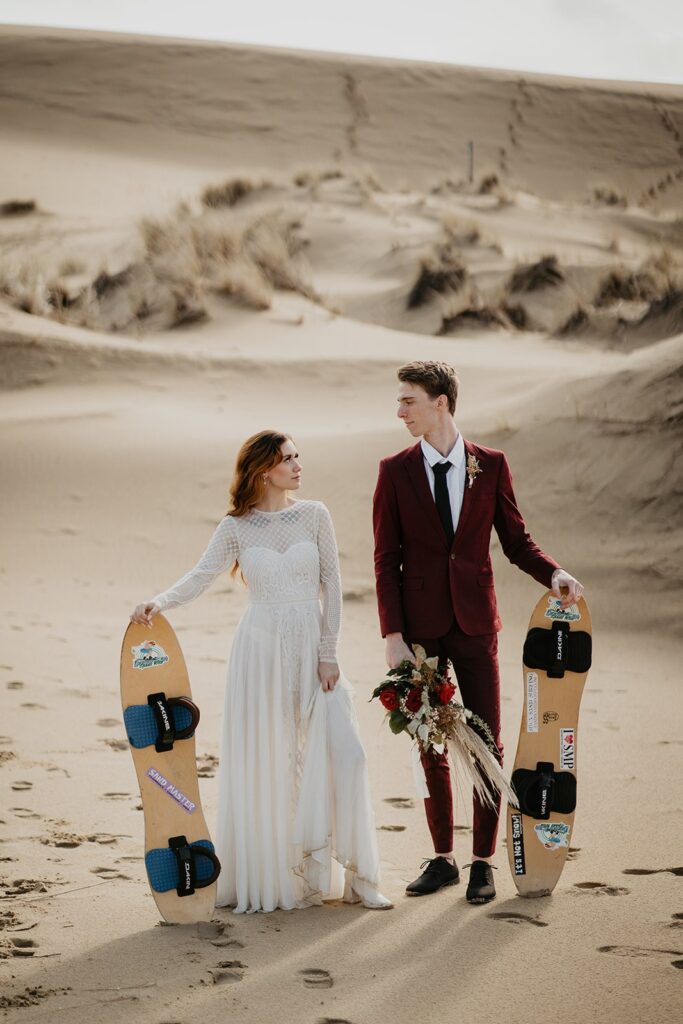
left=450, top=553, right=455, bottom=560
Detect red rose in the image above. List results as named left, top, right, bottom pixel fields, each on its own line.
left=437, top=681, right=456, bottom=705
left=379, top=687, right=399, bottom=711
left=406, top=687, right=423, bottom=713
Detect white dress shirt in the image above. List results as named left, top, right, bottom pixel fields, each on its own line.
left=421, top=433, right=467, bottom=535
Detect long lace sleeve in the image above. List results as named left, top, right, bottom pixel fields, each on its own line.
left=151, top=516, right=239, bottom=612
left=315, top=502, right=342, bottom=663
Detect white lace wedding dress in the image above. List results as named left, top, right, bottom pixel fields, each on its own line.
left=151, top=499, right=387, bottom=913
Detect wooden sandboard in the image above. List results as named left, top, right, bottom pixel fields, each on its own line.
left=506, top=591, right=592, bottom=897
left=120, top=614, right=219, bottom=923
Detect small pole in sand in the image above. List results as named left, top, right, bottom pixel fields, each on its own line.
left=468, top=141, right=474, bottom=185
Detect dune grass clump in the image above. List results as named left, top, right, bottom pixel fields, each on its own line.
left=478, top=175, right=499, bottom=195
left=507, top=255, right=564, bottom=294
left=555, top=307, right=590, bottom=337
left=438, top=305, right=509, bottom=335
left=0, top=198, right=317, bottom=332
left=632, top=287, right=683, bottom=339
left=502, top=303, right=531, bottom=330
left=0, top=199, right=36, bottom=217
left=408, top=246, right=468, bottom=309
left=201, top=177, right=270, bottom=209
left=594, top=269, right=659, bottom=307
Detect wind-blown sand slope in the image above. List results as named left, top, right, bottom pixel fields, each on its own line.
left=0, top=26, right=682, bottom=1024
left=2, top=25, right=683, bottom=207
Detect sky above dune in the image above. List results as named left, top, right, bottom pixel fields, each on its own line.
left=2, top=0, right=682, bottom=85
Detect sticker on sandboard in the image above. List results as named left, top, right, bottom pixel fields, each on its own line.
left=146, top=767, right=196, bottom=813
left=560, top=727, right=575, bottom=769
left=511, top=814, right=526, bottom=875
left=132, top=640, right=169, bottom=670
left=526, top=673, right=539, bottom=733
left=544, top=597, right=581, bottom=622
left=534, top=821, right=570, bottom=849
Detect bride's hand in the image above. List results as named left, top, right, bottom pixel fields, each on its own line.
left=318, top=661, right=339, bottom=692
left=130, top=601, right=161, bottom=628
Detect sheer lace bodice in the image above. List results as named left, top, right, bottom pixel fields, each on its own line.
left=152, top=499, right=342, bottom=662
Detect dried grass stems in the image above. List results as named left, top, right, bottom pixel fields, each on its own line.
left=0, top=202, right=319, bottom=332
left=507, top=254, right=564, bottom=294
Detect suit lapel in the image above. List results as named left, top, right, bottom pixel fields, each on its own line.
left=452, top=439, right=478, bottom=549
left=404, top=443, right=450, bottom=549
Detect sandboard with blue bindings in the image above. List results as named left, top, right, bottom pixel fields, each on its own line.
left=506, top=591, right=592, bottom=897
left=120, top=613, right=220, bottom=923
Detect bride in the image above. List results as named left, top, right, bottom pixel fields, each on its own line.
left=130, top=430, right=391, bottom=913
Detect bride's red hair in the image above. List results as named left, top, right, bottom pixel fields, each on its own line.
left=227, top=429, right=293, bottom=578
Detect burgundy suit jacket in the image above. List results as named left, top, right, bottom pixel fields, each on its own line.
left=372, top=440, right=560, bottom=638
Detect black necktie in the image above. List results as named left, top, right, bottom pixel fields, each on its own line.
left=432, top=462, right=454, bottom=545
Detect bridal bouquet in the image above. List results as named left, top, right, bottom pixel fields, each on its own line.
left=371, top=644, right=517, bottom=808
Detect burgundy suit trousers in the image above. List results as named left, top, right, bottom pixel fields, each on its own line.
left=410, top=618, right=502, bottom=858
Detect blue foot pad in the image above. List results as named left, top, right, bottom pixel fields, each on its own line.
left=123, top=703, right=194, bottom=749
left=145, top=840, right=216, bottom=893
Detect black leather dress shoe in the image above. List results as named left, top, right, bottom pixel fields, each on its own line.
left=466, top=861, right=496, bottom=904
left=405, top=856, right=460, bottom=896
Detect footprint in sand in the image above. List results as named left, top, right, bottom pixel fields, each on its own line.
left=6, top=681, right=24, bottom=690
left=9, top=937, right=38, bottom=958
left=11, top=808, right=41, bottom=820
left=96, top=718, right=120, bottom=728
left=668, top=913, right=683, bottom=930
left=454, top=825, right=473, bottom=834
left=197, top=754, right=219, bottom=778
left=4, top=880, right=49, bottom=896
left=598, top=945, right=683, bottom=970
left=489, top=912, right=548, bottom=928
left=318, top=1019, right=354, bottom=1024
left=196, top=921, right=242, bottom=948
left=20, top=703, right=47, bottom=711
left=90, top=866, right=130, bottom=880
left=11, top=781, right=33, bottom=792
left=572, top=882, right=630, bottom=896
left=0, top=736, right=14, bottom=746
left=383, top=797, right=414, bottom=810
left=567, top=846, right=581, bottom=861
left=300, top=968, right=334, bottom=989
left=0, top=910, right=21, bottom=929
left=100, top=793, right=132, bottom=801
left=86, top=833, right=126, bottom=845
left=101, top=739, right=128, bottom=751
left=623, top=867, right=683, bottom=877
left=40, top=833, right=84, bottom=849
left=208, top=960, right=247, bottom=984
left=378, top=825, right=406, bottom=832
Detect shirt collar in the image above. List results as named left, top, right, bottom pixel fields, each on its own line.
left=421, top=432, right=465, bottom=469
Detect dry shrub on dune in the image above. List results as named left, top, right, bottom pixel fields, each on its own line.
left=201, top=177, right=270, bottom=208
left=0, top=199, right=36, bottom=217
left=507, top=255, right=564, bottom=294
left=630, top=287, right=683, bottom=341
left=594, top=268, right=659, bottom=306
left=0, top=200, right=318, bottom=332
left=438, top=305, right=509, bottom=335
left=407, top=227, right=470, bottom=309
left=555, top=306, right=591, bottom=338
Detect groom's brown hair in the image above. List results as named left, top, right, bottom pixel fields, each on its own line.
left=397, top=361, right=459, bottom=415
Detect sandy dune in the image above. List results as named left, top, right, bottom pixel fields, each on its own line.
left=1, top=25, right=682, bottom=1024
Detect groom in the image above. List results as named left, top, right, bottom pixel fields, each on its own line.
left=372, top=361, right=584, bottom=904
